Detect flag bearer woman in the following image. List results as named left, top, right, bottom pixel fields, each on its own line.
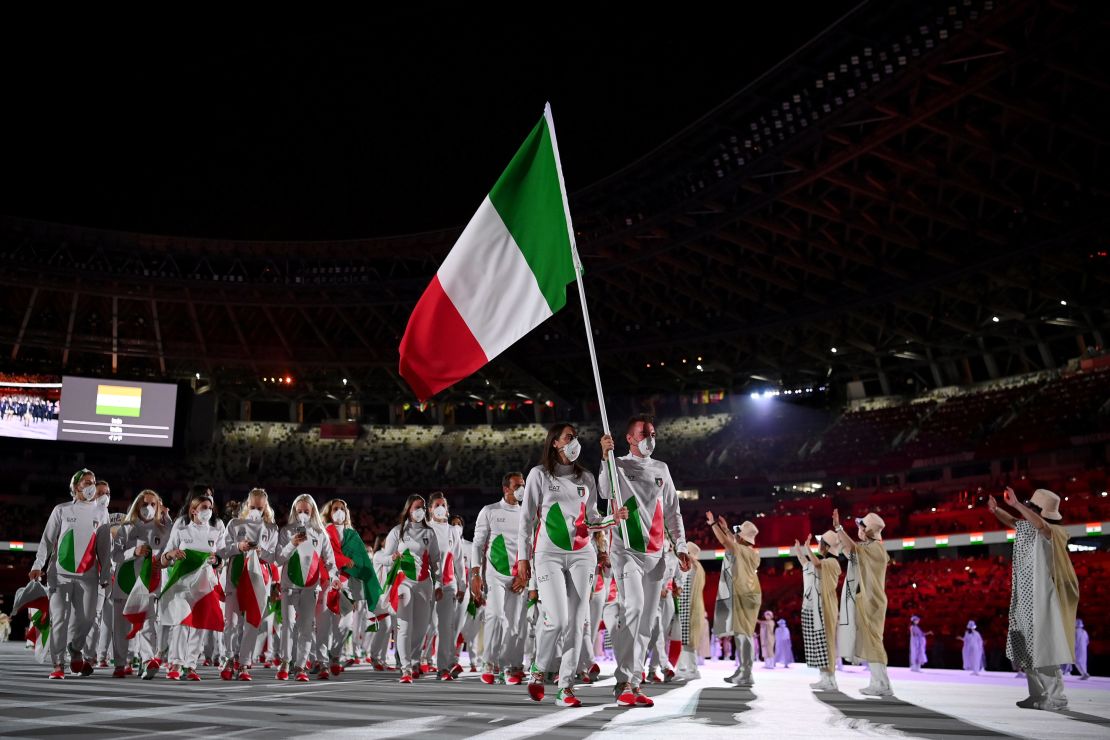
left=515, top=423, right=625, bottom=708
left=110, top=489, right=167, bottom=677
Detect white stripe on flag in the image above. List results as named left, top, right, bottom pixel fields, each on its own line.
left=438, top=196, right=553, bottom=360
left=96, top=394, right=142, bottom=407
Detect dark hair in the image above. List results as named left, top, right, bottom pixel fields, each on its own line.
left=177, top=489, right=215, bottom=526
left=397, top=494, right=429, bottom=537
left=625, top=413, right=655, bottom=436
left=502, top=471, right=524, bottom=489
left=96, top=479, right=110, bottom=488
left=427, top=491, right=447, bottom=507
left=540, top=422, right=585, bottom=480
left=189, top=484, right=213, bottom=498
left=372, top=533, right=388, bottom=552
left=449, top=514, right=464, bottom=527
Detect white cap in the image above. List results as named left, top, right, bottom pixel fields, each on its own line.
left=739, top=521, right=759, bottom=544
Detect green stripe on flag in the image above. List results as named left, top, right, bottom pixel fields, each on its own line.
left=160, top=549, right=209, bottom=596
left=488, top=116, right=576, bottom=314
left=622, top=496, right=647, bottom=552
left=95, top=404, right=141, bottom=417
left=58, top=529, right=76, bottom=573
left=544, top=502, right=573, bottom=551
left=489, top=534, right=512, bottom=577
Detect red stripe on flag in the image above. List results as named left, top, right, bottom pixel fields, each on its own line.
left=75, top=533, right=98, bottom=574
left=442, top=551, right=455, bottom=586
left=572, top=503, right=589, bottom=550
left=238, top=558, right=264, bottom=629
left=124, top=610, right=147, bottom=640
left=181, top=589, right=226, bottom=631
left=418, top=551, right=430, bottom=582
left=388, top=572, right=406, bottom=612
left=647, top=500, right=665, bottom=553
left=398, top=275, right=489, bottom=401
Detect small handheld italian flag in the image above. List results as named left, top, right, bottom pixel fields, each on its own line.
left=385, top=550, right=417, bottom=613
left=234, top=551, right=269, bottom=629
left=13, top=581, right=50, bottom=663
left=157, top=549, right=225, bottom=631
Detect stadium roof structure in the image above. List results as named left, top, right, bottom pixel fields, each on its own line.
left=1, top=0, right=1108, bottom=408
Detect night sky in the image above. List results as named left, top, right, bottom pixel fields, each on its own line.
left=2, top=7, right=862, bottom=240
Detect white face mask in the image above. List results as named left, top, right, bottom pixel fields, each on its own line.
left=508, top=486, right=522, bottom=503
left=297, top=512, right=310, bottom=526
left=80, top=484, right=97, bottom=502
left=196, top=508, right=212, bottom=524
left=451, top=524, right=463, bottom=539
left=98, top=494, right=110, bottom=508
left=410, top=508, right=426, bottom=523
left=637, top=436, right=656, bottom=457
left=332, top=509, right=347, bottom=524
left=247, top=508, right=263, bottom=521
left=432, top=505, right=447, bottom=521
left=561, top=437, right=581, bottom=462
left=140, top=504, right=156, bottom=521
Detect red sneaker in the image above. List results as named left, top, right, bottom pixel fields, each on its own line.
left=330, top=663, right=342, bottom=676
left=112, top=667, right=127, bottom=678
left=663, top=668, right=675, bottom=683
left=420, top=662, right=432, bottom=674
left=166, top=669, right=182, bottom=681
left=143, top=659, right=161, bottom=680
left=202, top=659, right=212, bottom=667
left=220, top=667, right=234, bottom=681
left=399, top=672, right=413, bottom=684
left=648, top=671, right=663, bottom=683
left=185, top=669, right=201, bottom=681
left=588, top=663, right=601, bottom=680
left=124, top=665, right=134, bottom=676
left=70, top=656, right=84, bottom=674
left=527, top=673, right=545, bottom=702
left=480, top=672, right=496, bottom=684
left=295, top=672, right=309, bottom=682
left=470, top=665, right=478, bottom=673
left=238, top=670, right=253, bottom=681
left=450, top=663, right=463, bottom=678
left=438, top=670, right=455, bottom=681
left=49, top=669, right=65, bottom=680
left=557, top=688, right=582, bottom=708
left=373, top=660, right=385, bottom=671
left=617, top=683, right=636, bottom=707
left=506, top=672, right=522, bottom=685
left=577, top=671, right=593, bottom=684
left=98, top=659, right=109, bottom=668
left=317, top=670, right=330, bottom=680
left=633, top=689, right=654, bottom=707
left=276, top=669, right=289, bottom=681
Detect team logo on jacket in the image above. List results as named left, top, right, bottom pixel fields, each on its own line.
left=577, top=486, right=586, bottom=498
left=93, top=520, right=100, bottom=528
left=548, top=484, right=560, bottom=492
left=311, top=538, right=318, bottom=547
left=154, top=536, right=161, bottom=545
left=208, top=539, right=215, bottom=547
left=655, top=477, right=663, bottom=487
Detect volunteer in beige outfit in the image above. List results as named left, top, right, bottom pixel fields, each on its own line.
left=833, top=509, right=892, bottom=697
left=706, top=511, right=761, bottom=687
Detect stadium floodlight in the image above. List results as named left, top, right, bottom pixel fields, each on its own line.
left=830, top=347, right=838, bottom=353
left=1060, top=300, right=1067, bottom=306
left=991, top=316, right=1000, bottom=323
left=195, top=373, right=200, bottom=379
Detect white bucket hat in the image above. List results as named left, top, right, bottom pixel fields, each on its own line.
left=738, top=520, right=759, bottom=544
left=1029, top=488, right=1062, bottom=520
left=820, top=529, right=843, bottom=556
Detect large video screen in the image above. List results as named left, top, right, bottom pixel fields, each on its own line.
left=57, top=376, right=178, bottom=447
left=0, top=373, right=178, bottom=448
left=0, top=374, right=61, bottom=442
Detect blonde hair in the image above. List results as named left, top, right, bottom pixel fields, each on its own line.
left=289, top=493, right=325, bottom=531
left=320, top=498, right=349, bottom=524
left=239, top=488, right=275, bottom=524
left=124, top=489, right=165, bottom=530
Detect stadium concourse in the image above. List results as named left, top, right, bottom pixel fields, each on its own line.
left=0, top=643, right=1106, bottom=739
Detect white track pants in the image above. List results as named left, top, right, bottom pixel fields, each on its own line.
left=612, top=550, right=666, bottom=688
left=482, top=575, right=527, bottom=670
left=46, top=573, right=99, bottom=666
left=280, top=585, right=318, bottom=669
left=533, top=549, right=596, bottom=689
left=395, top=580, right=433, bottom=671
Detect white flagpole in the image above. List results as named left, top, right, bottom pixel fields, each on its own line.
left=543, top=102, right=629, bottom=546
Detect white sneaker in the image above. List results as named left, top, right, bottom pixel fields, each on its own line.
left=860, top=685, right=893, bottom=697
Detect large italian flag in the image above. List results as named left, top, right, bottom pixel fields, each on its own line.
left=157, top=549, right=225, bottom=631
left=399, top=104, right=578, bottom=400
